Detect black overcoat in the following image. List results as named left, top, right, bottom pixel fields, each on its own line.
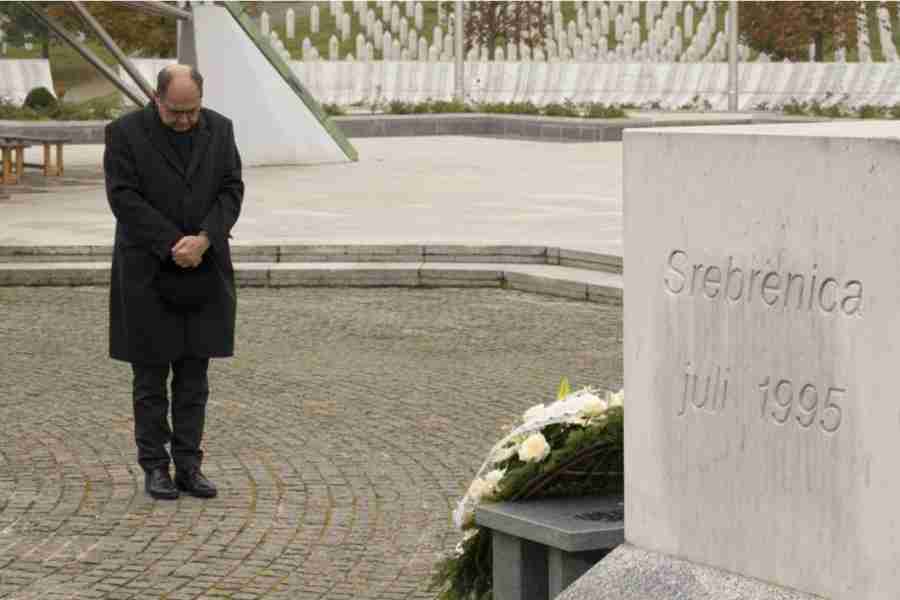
left=105, top=103, right=244, bottom=364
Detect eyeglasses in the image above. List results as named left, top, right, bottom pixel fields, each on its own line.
left=160, top=101, right=200, bottom=119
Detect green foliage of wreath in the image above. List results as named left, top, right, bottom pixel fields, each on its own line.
left=430, top=386, right=624, bottom=600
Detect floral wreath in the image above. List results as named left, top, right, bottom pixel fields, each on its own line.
left=432, top=380, right=625, bottom=600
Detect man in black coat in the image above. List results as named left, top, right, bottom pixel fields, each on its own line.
left=104, top=64, right=244, bottom=500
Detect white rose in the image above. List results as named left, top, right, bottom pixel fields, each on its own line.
left=522, top=403, right=547, bottom=423
left=453, top=501, right=475, bottom=530
left=608, top=389, right=624, bottom=408
left=492, top=444, right=518, bottom=464
left=484, top=468, right=506, bottom=488
left=564, top=414, right=588, bottom=426
left=581, top=394, right=608, bottom=417
left=467, top=477, right=493, bottom=503
left=518, top=432, right=551, bottom=463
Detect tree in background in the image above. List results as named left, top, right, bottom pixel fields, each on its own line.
left=0, top=2, right=51, bottom=58
left=462, top=1, right=546, bottom=59
left=47, top=2, right=178, bottom=58
left=739, top=1, right=859, bottom=62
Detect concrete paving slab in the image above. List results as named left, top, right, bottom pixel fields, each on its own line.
left=0, top=137, right=623, bottom=257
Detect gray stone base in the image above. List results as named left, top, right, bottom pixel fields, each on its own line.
left=557, top=545, right=824, bottom=600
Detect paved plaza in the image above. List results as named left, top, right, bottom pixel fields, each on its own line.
left=0, top=137, right=623, bottom=255
left=0, top=286, right=622, bottom=600
left=0, top=135, right=624, bottom=599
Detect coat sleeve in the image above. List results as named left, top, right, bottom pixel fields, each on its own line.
left=104, top=121, right=183, bottom=261
left=201, top=120, right=244, bottom=252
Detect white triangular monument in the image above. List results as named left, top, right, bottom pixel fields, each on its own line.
left=183, top=2, right=356, bottom=166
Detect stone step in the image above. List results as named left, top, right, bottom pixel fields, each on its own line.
left=0, top=261, right=623, bottom=304
left=0, top=244, right=623, bottom=274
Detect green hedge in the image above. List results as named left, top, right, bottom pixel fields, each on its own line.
left=0, top=93, right=127, bottom=121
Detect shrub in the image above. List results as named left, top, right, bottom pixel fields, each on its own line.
left=542, top=101, right=580, bottom=117
left=585, top=103, right=627, bottom=119
left=782, top=99, right=807, bottom=116
left=856, top=104, right=885, bottom=119
left=388, top=100, right=415, bottom=114
left=429, top=99, right=471, bottom=113
left=24, top=86, right=57, bottom=111
left=322, top=103, right=346, bottom=116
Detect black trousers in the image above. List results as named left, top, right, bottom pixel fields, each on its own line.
left=131, top=358, right=210, bottom=473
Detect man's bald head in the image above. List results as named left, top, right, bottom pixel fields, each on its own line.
left=155, top=64, right=204, bottom=132
left=156, top=64, right=204, bottom=100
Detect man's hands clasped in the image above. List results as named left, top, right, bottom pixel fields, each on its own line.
left=172, top=233, right=210, bottom=268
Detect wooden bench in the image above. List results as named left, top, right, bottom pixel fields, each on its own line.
left=0, top=140, right=31, bottom=185
left=1, top=135, right=69, bottom=177
left=476, top=495, right=624, bottom=600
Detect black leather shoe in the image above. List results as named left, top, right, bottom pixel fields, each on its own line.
left=145, top=467, right=179, bottom=500
left=175, top=468, right=218, bottom=498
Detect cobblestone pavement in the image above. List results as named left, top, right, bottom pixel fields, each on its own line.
left=0, top=286, right=622, bottom=600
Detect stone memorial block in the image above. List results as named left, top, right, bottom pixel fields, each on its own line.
left=392, top=39, right=402, bottom=60
left=301, top=37, right=312, bottom=61
left=374, top=20, right=384, bottom=48
left=408, top=30, right=417, bottom=58
left=415, top=3, right=423, bottom=31
left=310, top=4, right=319, bottom=34
left=568, top=20, right=578, bottom=48
left=619, top=123, right=900, bottom=600
left=341, top=14, right=351, bottom=41
left=433, top=26, right=442, bottom=48
left=400, top=17, right=409, bottom=45
left=260, top=10, right=270, bottom=36
left=391, top=5, right=400, bottom=33
left=329, top=35, right=339, bottom=61
left=365, top=9, right=374, bottom=36
left=631, top=21, right=641, bottom=43
left=437, top=2, right=444, bottom=24
left=404, top=0, right=413, bottom=17
left=418, top=38, right=427, bottom=61
left=285, top=8, right=295, bottom=39
left=508, top=41, right=517, bottom=61
left=600, top=5, right=610, bottom=33
left=615, top=14, right=624, bottom=41
left=365, top=41, right=374, bottom=61
left=381, top=32, right=392, bottom=57
left=356, top=33, right=365, bottom=58
left=588, top=1, right=597, bottom=22
left=685, top=4, right=694, bottom=38
left=444, top=33, right=453, bottom=57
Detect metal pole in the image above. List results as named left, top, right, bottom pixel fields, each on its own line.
left=454, top=1, right=464, bottom=102
left=20, top=3, right=147, bottom=106
left=728, top=0, right=739, bottom=111
left=115, top=1, right=192, bottom=21
left=71, top=1, right=156, bottom=102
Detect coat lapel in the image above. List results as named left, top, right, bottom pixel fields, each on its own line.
left=185, top=113, right=211, bottom=182
left=143, top=103, right=185, bottom=177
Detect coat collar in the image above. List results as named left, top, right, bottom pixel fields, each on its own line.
left=142, top=101, right=211, bottom=181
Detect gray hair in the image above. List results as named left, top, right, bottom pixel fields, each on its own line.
left=156, top=66, right=204, bottom=98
